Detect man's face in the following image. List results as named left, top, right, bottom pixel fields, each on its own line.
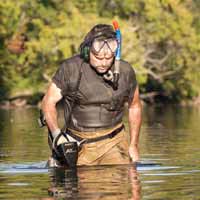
left=89, top=38, right=117, bottom=74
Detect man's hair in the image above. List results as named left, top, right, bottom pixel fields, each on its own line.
left=80, top=24, right=116, bottom=50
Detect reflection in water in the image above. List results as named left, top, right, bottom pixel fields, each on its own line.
left=45, top=165, right=141, bottom=200
left=129, top=165, right=141, bottom=200
left=0, top=108, right=49, bottom=163
left=48, top=168, right=78, bottom=199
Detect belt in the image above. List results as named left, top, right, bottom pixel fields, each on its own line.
left=66, top=124, right=125, bottom=144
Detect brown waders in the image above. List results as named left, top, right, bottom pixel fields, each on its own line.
left=48, top=123, right=130, bottom=167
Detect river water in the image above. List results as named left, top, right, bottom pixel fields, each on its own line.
left=0, top=105, right=199, bottom=199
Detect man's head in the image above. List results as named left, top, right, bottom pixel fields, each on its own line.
left=80, top=24, right=118, bottom=74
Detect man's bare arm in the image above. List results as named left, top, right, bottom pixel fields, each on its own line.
left=128, top=86, right=142, bottom=161
left=41, top=82, right=63, bottom=134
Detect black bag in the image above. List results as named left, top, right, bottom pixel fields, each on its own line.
left=53, top=132, right=79, bottom=168
left=56, top=141, right=79, bottom=168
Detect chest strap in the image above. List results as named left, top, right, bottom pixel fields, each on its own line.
left=66, top=124, right=124, bottom=144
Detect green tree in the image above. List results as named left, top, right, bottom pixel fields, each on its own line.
left=0, top=0, right=200, bottom=105
left=99, top=0, right=200, bottom=103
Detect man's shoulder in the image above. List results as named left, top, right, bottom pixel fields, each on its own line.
left=61, top=54, right=83, bottom=68
left=120, top=59, right=135, bottom=73
left=53, top=55, right=83, bottom=82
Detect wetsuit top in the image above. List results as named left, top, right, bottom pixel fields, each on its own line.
left=52, top=55, right=137, bottom=131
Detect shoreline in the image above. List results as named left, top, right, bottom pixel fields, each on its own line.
left=0, top=96, right=199, bottom=110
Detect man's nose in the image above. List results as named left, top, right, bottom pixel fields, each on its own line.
left=102, top=58, right=108, bottom=66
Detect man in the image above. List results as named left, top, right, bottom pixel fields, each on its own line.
left=41, top=23, right=142, bottom=167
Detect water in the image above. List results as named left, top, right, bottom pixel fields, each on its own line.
left=0, top=105, right=200, bottom=199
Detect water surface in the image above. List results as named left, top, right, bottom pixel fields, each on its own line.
left=0, top=105, right=199, bottom=199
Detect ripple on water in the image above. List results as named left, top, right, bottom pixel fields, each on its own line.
left=0, top=161, right=48, bottom=174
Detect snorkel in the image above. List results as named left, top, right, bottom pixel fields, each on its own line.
left=112, top=20, right=121, bottom=90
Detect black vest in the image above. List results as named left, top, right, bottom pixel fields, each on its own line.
left=55, top=55, right=136, bottom=131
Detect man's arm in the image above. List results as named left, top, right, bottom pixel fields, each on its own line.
left=41, top=82, right=63, bottom=135
left=128, top=86, right=142, bottom=162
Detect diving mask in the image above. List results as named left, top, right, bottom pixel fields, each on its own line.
left=91, top=38, right=118, bottom=56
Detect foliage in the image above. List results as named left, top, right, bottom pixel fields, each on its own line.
left=0, top=0, right=200, bottom=103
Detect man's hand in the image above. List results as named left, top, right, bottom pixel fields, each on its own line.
left=52, top=129, right=69, bottom=147
left=129, top=144, right=139, bottom=162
